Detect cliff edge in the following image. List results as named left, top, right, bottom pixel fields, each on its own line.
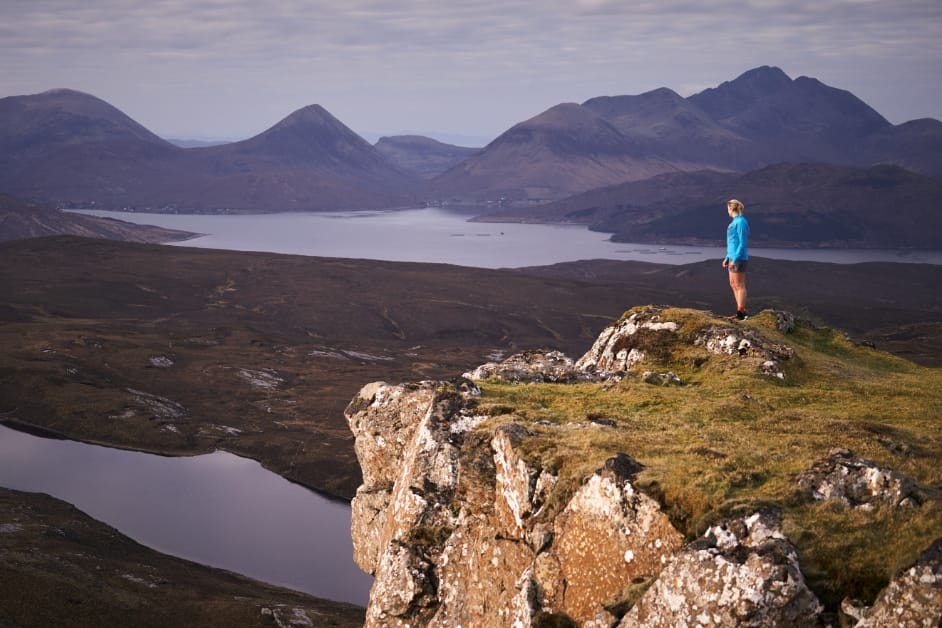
left=346, top=306, right=942, bottom=626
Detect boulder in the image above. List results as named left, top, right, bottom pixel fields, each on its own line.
left=797, top=447, right=923, bottom=509
left=693, top=324, right=794, bottom=379
left=620, top=509, right=824, bottom=627
left=849, top=538, right=942, bottom=627
left=574, top=307, right=680, bottom=378
left=464, top=350, right=588, bottom=383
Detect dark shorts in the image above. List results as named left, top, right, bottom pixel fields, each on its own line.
left=728, top=260, right=748, bottom=273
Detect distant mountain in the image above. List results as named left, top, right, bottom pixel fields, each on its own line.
left=0, top=193, right=194, bottom=242
left=374, top=135, right=479, bottom=179
left=582, top=87, right=751, bottom=169
left=430, top=66, right=940, bottom=205
left=173, top=105, right=418, bottom=211
left=478, top=162, right=942, bottom=248
left=0, top=89, right=183, bottom=208
left=0, top=90, right=416, bottom=211
left=857, top=118, right=942, bottom=174
left=422, top=103, right=679, bottom=202
left=687, top=65, right=893, bottom=165
left=0, top=88, right=173, bottom=150
left=2, top=69, right=940, bottom=216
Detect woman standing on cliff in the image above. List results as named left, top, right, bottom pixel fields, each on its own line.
left=722, top=199, right=750, bottom=320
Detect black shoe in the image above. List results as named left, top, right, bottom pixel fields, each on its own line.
left=728, top=311, right=748, bottom=321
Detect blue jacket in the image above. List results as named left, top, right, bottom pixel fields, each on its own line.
left=726, top=214, right=749, bottom=263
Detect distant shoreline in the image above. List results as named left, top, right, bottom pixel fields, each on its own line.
left=68, top=208, right=942, bottom=267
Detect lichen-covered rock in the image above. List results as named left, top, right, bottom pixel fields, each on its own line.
left=641, top=370, right=682, bottom=386
left=492, top=424, right=558, bottom=541
left=464, top=350, right=589, bottom=383
left=343, top=308, right=830, bottom=627
left=620, top=509, right=824, bottom=627
left=693, top=323, right=795, bottom=379
left=550, top=454, right=684, bottom=624
left=797, top=447, right=923, bottom=509
left=770, top=310, right=796, bottom=334
left=345, top=384, right=684, bottom=628
left=852, top=538, right=942, bottom=627
left=575, top=307, right=680, bottom=377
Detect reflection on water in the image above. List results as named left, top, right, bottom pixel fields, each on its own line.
left=0, top=424, right=372, bottom=606
left=72, top=208, right=942, bottom=267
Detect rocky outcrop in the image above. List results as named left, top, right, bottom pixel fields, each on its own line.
left=464, top=350, right=588, bottom=383
left=345, top=307, right=940, bottom=626
left=345, top=377, right=838, bottom=626
left=574, top=307, right=680, bottom=378
left=620, top=509, right=824, bottom=627
left=846, top=538, right=942, bottom=627
left=345, top=379, right=684, bottom=627
left=797, top=447, right=923, bottom=509
left=692, top=324, right=795, bottom=379
left=468, top=306, right=798, bottom=386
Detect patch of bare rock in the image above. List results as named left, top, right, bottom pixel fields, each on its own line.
left=468, top=306, right=795, bottom=385
left=344, top=307, right=940, bottom=626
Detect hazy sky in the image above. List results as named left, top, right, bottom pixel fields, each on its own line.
left=2, top=0, right=940, bottom=144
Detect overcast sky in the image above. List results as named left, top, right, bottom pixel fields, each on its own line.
left=2, top=0, right=940, bottom=145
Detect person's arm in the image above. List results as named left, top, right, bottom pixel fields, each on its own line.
left=729, top=219, right=748, bottom=263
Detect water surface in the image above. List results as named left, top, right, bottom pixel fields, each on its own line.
left=73, top=208, right=942, bottom=267
left=0, top=424, right=372, bottom=606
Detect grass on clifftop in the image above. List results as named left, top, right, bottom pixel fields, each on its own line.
left=474, top=307, right=942, bottom=610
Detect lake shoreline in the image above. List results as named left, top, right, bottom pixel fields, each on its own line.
left=68, top=208, right=942, bottom=267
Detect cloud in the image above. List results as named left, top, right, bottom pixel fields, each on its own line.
left=1, top=0, right=940, bottom=137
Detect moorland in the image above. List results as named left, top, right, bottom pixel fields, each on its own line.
left=1, top=63, right=941, bottom=626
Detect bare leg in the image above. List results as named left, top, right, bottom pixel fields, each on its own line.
left=729, top=271, right=747, bottom=311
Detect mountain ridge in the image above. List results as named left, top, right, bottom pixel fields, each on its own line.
left=0, top=90, right=416, bottom=211
left=0, top=67, right=940, bottom=216
left=477, top=161, right=942, bottom=248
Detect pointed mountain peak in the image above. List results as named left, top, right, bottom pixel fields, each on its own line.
left=731, top=66, right=792, bottom=89
left=282, top=103, right=333, bottom=121
left=266, top=104, right=348, bottom=133
left=689, top=65, right=890, bottom=144
left=226, top=103, right=405, bottom=178
left=689, top=66, right=793, bottom=112
left=249, top=102, right=366, bottom=145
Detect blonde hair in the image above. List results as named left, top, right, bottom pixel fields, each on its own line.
left=727, top=199, right=745, bottom=214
